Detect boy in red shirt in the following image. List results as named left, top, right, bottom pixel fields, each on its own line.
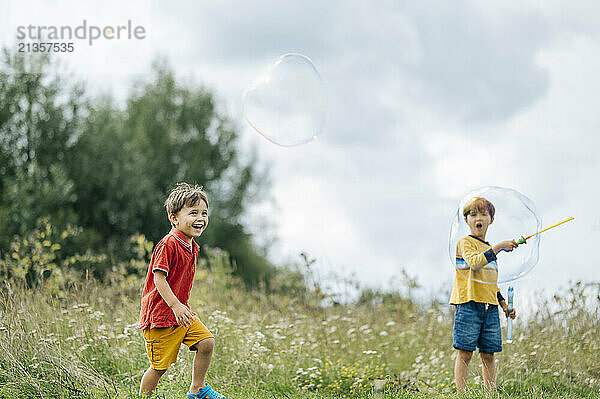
left=138, top=183, right=225, bottom=398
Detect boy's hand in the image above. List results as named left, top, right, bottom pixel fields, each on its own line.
left=493, top=240, right=518, bottom=254
left=501, top=303, right=516, bottom=319
left=171, top=302, right=196, bottom=328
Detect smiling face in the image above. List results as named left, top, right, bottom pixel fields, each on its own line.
left=169, top=200, right=209, bottom=243
left=465, top=210, right=493, bottom=240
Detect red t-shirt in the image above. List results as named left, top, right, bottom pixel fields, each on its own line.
left=138, top=228, right=199, bottom=330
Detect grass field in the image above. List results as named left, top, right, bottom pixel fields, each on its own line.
left=1, top=239, right=599, bottom=398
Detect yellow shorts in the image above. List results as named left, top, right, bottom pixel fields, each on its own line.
left=142, top=317, right=213, bottom=370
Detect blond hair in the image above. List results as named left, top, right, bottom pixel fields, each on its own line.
left=164, top=182, right=209, bottom=216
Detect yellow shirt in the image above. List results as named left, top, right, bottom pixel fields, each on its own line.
left=449, top=235, right=501, bottom=305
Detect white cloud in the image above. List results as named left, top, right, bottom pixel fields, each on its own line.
left=2, top=0, right=599, bottom=305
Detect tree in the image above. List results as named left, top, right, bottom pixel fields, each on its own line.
left=0, top=51, right=274, bottom=285
left=0, top=51, right=82, bottom=250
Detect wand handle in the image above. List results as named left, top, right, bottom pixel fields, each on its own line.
left=506, top=286, right=514, bottom=343
left=525, top=217, right=575, bottom=240
left=515, top=217, right=574, bottom=245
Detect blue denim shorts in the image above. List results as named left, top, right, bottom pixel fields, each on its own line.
left=453, top=301, right=502, bottom=353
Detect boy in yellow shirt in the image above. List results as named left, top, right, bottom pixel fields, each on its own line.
left=450, top=197, right=517, bottom=393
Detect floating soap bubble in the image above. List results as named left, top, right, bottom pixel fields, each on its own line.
left=242, top=53, right=328, bottom=147
left=449, top=186, right=542, bottom=284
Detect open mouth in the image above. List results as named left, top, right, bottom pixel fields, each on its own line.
left=476, top=223, right=483, bottom=229
left=192, top=222, right=205, bottom=230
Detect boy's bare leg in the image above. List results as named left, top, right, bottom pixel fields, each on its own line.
left=455, top=349, right=473, bottom=393
left=189, top=338, right=215, bottom=394
left=480, top=352, right=496, bottom=392
left=140, top=368, right=167, bottom=397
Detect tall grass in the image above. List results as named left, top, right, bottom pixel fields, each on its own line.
left=0, top=228, right=599, bottom=398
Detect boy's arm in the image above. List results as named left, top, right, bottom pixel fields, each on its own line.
left=459, top=239, right=496, bottom=271
left=492, top=240, right=519, bottom=254
left=154, top=271, right=195, bottom=328
left=498, top=298, right=508, bottom=314
left=497, top=290, right=516, bottom=319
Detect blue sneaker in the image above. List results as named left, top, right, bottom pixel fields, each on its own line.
left=187, top=383, right=226, bottom=399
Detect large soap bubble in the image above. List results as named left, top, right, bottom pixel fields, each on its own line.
left=242, top=53, right=328, bottom=147
left=449, top=186, right=542, bottom=284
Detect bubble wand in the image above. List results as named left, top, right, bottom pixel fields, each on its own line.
left=516, top=217, right=574, bottom=245
left=506, top=286, right=514, bottom=343
left=504, top=218, right=573, bottom=343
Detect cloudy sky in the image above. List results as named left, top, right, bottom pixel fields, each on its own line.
left=2, top=0, right=599, bottom=309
